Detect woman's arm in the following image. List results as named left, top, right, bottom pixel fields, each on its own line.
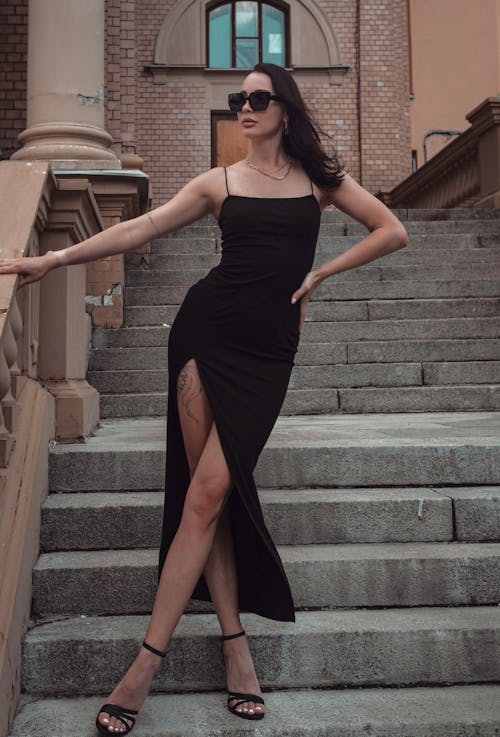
left=0, top=168, right=220, bottom=286
left=291, top=172, right=409, bottom=327
left=314, top=171, right=409, bottom=282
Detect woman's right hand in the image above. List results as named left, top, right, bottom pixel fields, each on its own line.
left=0, top=251, right=58, bottom=288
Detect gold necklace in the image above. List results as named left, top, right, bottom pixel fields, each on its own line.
left=245, top=156, right=293, bottom=180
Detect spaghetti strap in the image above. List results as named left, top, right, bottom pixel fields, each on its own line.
left=224, top=166, right=229, bottom=196
left=310, top=178, right=314, bottom=194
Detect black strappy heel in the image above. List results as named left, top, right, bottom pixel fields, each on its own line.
left=220, top=629, right=265, bottom=720
left=95, top=640, right=167, bottom=735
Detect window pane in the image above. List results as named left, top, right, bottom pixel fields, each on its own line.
left=236, top=37, right=258, bottom=67
left=262, top=4, right=285, bottom=65
left=209, top=4, right=232, bottom=68
left=236, top=1, right=258, bottom=37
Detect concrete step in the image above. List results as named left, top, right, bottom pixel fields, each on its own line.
left=96, top=384, right=500, bottom=418
left=399, top=207, right=500, bottom=220
left=125, top=265, right=380, bottom=287
left=344, top=338, right=500, bottom=362
left=345, top=219, right=500, bottom=235
left=89, top=362, right=426, bottom=394
left=159, top=208, right=500, bottom=228
left=91, top=317, right=500, bottom=349
left=32, top=541, right=500, bottom=618
left=123, top=297, right=500, bottom=326
left=125, top=264, right=499, bottom=287
left=21, top=607, right=500, bottom=694
left=9, top=685, right=500, bottom=737
left=151, top=231, right=500, bottom=255
left=41, top=486, right=500, bottom=551
left=89, top=339, right=500, bottom=372
left=48, top=413, right=500, bottom=491
left=123, top=280, right=500, bottom=305
left=40, top=486, right=458, bottom=551
left=153, top=214, right=500, bottom=238
left=365, top=297, right=500, bottom=321
left=149, top=245, right=500, bottom=270
left=335, top=384, right=500, bottom=413
left=423, top=360, right=500, bottom=384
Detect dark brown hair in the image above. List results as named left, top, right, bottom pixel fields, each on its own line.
left=252, top=62, right=346, bottom=190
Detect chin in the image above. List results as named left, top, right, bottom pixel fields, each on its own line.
left=240, top=128, right=264, bottom=139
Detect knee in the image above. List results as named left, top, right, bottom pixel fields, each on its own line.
left=183, top=473, right=231, bottom=529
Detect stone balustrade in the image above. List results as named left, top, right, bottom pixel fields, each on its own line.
left=0, top=159, right=148, bottom=737
left=379, top=97, right=500, bottom=209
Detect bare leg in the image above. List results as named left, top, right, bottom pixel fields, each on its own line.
left=204, top=507, right=265, bottom=716
left=99, top=361, right=263, bottom=732
left=178, top=360, right=264, bottom=715
left=97, top=363, right=231, bottom=732
left=178, top=360, right=265, bottom=713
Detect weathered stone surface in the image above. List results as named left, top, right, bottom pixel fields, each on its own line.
left=367, top=297, right=500, bottom=320
left=40, top=487, right=453, bottom=552
left=122, top=297, right=500, bottom=327
left=48, top=413, right=500, bottom=491
left=32, top=541, right=500, bottom=617
left=10, top=685, right=500, bottom=737
left=338, top=385, right=500, bottom=412
left=124, top=304, right=179, bottom=325
left=423, top=361, right=500, bottom=385
left=347, top=338, right=500, bottom=363
left=438, top=486, right=500, bottom=542
left=21, top=608, right=500, bottom=694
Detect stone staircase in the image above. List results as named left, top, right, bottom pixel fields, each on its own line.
left=88, top=207, right=500, bottom=418
left=9, top=208, right=500, bottom=736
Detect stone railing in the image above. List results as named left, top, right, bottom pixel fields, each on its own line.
left=378, top=97, right=500, bottom=209
left=0, top=160, right=148, bottom=737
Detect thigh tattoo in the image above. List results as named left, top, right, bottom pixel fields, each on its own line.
left=177, top=362, right=203, bottom=424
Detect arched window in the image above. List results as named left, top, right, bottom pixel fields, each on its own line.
left=207, top=0, right=289, bottom=68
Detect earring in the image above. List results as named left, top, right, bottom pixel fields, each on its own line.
left=284, top=119, right=288, bottom=135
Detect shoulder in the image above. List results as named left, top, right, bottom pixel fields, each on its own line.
left=189, top=166, right=226, bottom=188
left=179, top=166, right=228, bottom=203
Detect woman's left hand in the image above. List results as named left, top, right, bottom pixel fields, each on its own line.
left=291, top=269, right=323, bottom=332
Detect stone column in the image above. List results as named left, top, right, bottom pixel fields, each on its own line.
left=11, top=0, right=119, bottom=162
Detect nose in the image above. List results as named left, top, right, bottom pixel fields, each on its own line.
left=241, top=99, right=253, bottom=113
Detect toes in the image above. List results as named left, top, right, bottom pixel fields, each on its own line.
left=98, top=711, right=110, bottom=727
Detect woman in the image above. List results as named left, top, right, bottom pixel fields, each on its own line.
left=0, top=62, right=408, bottom=734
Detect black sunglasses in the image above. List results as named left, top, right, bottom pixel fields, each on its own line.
left=228, top=90, right=283, bottom=112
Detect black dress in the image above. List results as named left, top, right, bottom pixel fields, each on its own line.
left=158, top=166, right=322, bottom=622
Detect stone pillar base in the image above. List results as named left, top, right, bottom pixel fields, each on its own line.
left=11, top=122, right=119, bottom=162
left=44, top=379, right=99, bottom=441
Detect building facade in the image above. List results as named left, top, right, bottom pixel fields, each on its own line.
left=2, top=0, right=412, bottom=205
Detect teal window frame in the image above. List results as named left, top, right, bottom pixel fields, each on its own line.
left=206, top=0, right=289, bottom=69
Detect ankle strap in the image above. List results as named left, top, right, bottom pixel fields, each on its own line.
left=220, top=629, right=246, bottom=641
left=142, top=640, right=167, bottom=657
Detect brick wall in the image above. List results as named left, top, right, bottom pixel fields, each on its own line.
left=359, top=0, right=412, bottom=192
left=127, top=0, right=411, bottom=205
left=1, top=0, right=411, bottom=199
left=0, top=0, right=27, bottom=160
left=104, top=0, right=138, bottom=159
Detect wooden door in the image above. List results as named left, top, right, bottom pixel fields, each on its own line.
left=211, top=112, right=249, bottom=167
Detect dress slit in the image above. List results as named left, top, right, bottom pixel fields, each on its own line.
left=158, top=348, right=297, bottom=621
